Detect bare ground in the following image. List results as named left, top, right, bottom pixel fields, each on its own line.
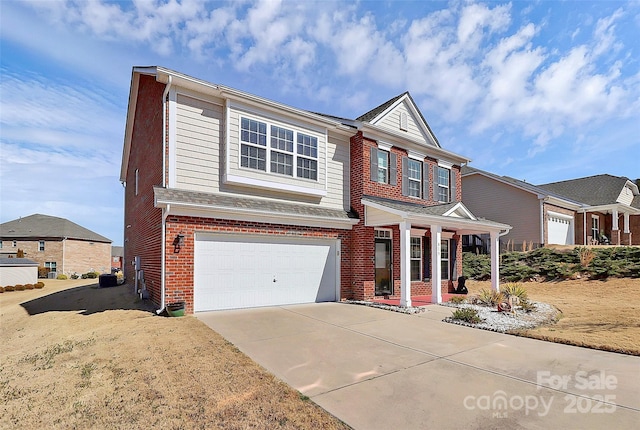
left=0, top=279, right=350, bottom=429
left=467, top=278, right=640, bottom=356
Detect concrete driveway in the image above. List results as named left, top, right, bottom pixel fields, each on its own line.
left=198, top=303, right=640, bottom=429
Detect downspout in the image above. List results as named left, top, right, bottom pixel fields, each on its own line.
left=156, top=76, right=172, bottom=315
left=539, top=198, right=546, bottom=246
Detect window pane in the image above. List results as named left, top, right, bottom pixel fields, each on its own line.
left=297, top=158, right=317, bottom=180
left=270, top=151, right=293, bottom=176
left=411, top=260, right=421, bottom=281
left=241, top=118, right=267, bottom=147
left=271, top=125, right=294, bottom=152
left=408, top=160, right=421, bottom=180
left=297, top=133, right=317, bottom=158
left=241, top=144, right=266, bottom=171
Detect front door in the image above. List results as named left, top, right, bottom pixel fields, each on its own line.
left=375, top=238, right=392, bottom=295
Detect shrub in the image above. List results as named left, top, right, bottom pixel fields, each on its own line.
left=0, top=286, right=4, bottom=293
left=5, top=285, right=15, bottom=292
left=577, top=247, right=595, bottom=268
left=83, top=271, right=100, bottom=279
left=501, top=283, right=528, bottom=301
left=35, top=282, right=45, bottom=289
left=38, top=266, right=49, bottom=278
left=477, top=289, right=504, bottom=307
left=15, top=284, right=25, bottom=291
left=451, top=308, right=483, bottom=324
left=449, top=296, right=467, bottom=304
left=56, top=274, right=68, bottom=280
left=462, top=252, right=491, bottom=280
left=500, top=263, right=537, bottom=282
left=71, top=273, right=79, bottom=279
left=25, top=283, right=34, bottom=290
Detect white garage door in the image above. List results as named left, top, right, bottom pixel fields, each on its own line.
left=548, top=212, right=574, bottom=245
left=194, top=234, right=339, bottom=311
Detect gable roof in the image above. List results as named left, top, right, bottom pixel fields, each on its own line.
left=0, top=214, right=111, bottom=243
left=538, top=174, right=634, bottom=206
left=356, top=92, right=441, bottom=148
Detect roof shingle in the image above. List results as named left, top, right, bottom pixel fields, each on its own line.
left=0, top=214, right=111, bottom=242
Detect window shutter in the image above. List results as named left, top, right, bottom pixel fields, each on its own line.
left=450, top=169, right=457, bottom=202
left=432, top=165, right=438, bottom=201
left=424, top=236, right=431, bottom=279
left=402, top=157, right=409, bottom=196
left=423, top=162, right=429, bottom=200
left=450, top=239, right=457, bottom=280
left=370, top=147, right=378, bottom=182
left=389, top=152, right=397, bottom=186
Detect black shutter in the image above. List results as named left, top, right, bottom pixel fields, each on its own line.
left=389, top=152, right=397, bottom=186
left=423, top=162, right=429, bottom=200
left=450, top=169, right=457, bottom=202
left=402, top=157, right=409, bottom=196
left=450, top=239, right=457, bottom=280
left=424, top=236, right=431, bottom=280
left=370, top=147, right=378, bottom=182
left=432, top=165, right=438, bottom=201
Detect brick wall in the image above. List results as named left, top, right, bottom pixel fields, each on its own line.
left=5, top=240, right=63, bottom=273
left=63, top=240, right=111, bottom=274
left=164, top=216, right=352, bottom=313
left=123, top=74, right=164, bottom=303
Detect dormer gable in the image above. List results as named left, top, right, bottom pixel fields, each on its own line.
left=357, top=92, right=441, bottom=149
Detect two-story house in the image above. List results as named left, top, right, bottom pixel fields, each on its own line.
left=121, top=66, right=510, bottom=314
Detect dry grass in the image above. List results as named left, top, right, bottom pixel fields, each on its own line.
left=467, top=278, right=640, bottom=356
left=0, top=279, right=350, bottom=429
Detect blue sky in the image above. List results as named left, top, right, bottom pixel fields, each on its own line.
left=1, top=0, right=639, bottom=246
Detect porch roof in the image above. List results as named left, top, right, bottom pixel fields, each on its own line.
left=362, top=195, right=511, bottom=234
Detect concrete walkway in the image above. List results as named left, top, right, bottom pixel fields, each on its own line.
left=198, top=303, right=640, bottom=429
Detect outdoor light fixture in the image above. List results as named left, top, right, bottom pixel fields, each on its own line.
left=173, top=234, right=185, bottom=252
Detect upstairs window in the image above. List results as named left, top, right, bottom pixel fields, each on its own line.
left=240, top=116, right=318, bottom=181
left=370, top=147, right=397, bottom=185
left=39, top=241, right=45, bottom=251
left=434, top=165, right=457, bottom=203
left=402, top=158, right=422, bottom=198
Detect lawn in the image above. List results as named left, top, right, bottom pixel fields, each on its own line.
left=0, top=279, right=349, bottom=429
left=467, top=278, right=640, bottom=356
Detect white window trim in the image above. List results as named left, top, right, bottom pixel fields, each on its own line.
left=437, top=166, right=450, bottom=203
left=377, top=149, right=389, bottom=184
left=375, top=228, right=393, bottom=239
left=407, top=150, right=425, bottom=161
left=377, top=141, right=392, bottom=152
left=407, top=158, right=422, bottom=198
left=440, top=238, right=450, bottom=280
left=438, top=160, right=453, bottom=169
left=39, top=241, right=45, bottom=251
left=239, top=114, right=319, bottom=182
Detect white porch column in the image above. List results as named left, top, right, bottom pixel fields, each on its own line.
left=623, top=212, right=630, bottom=233
left=431, top=225, right=442, bottom=304
left=400, top=221, right=412, bottom=307
left=490, top=231, right=500, bottom=292
left=612, top=208, right=619, bottom=230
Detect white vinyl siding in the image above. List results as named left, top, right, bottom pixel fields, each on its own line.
left=374, top=102, right=434, bottom=147
left=175, top=94, right=223, bottom=192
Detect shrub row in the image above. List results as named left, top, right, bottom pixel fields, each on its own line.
left=463, top=246, right=640, bottom=281
left=0, top=282, right=45, bottom=293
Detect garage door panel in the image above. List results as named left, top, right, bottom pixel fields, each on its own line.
left=194, top=235, right=338, bottom=311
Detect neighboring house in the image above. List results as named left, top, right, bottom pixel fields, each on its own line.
left=121, top=66, right=510, bottom=314
left=111, top=246, right=124, bottom=270
left=538, top=175, right=640, bottom=246
left=0, top=214, right=112, bottom=276
left=461, top=167, right=640, bottom=250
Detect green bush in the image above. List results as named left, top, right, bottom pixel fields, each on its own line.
left=500, top=263, right=537, bottom=282
left=451, top=308, right=482, bottom=324
left=462, top=252, right=491, bottom=280
left=56, top=274, right=68, bottom=280
left=84, top=271, right=100, bottom=279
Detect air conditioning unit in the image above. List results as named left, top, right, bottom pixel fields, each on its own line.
left=48, top=271, right=57, bottom=279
